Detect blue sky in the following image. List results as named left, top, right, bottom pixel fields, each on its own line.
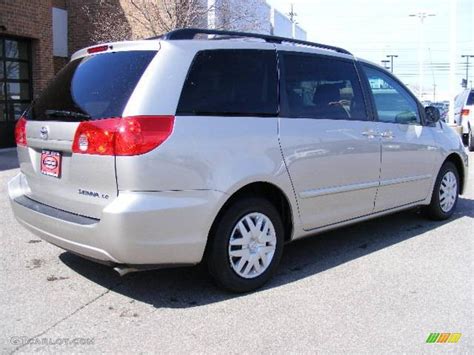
left=267, top=0, right=474, bottom=101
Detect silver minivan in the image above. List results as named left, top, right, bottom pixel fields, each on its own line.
left=8, top=29, right=468, bottom=292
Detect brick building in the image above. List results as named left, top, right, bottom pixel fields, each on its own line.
left=0, top=0, right=305, bottom=148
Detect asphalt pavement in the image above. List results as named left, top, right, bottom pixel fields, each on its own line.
left=0, top=148, right=472, bottom=353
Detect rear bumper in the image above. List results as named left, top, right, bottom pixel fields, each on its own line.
left=8, top=173, right=225, bottom=265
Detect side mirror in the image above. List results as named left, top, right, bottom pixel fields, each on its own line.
left=425, top=105, right=440, bottom=124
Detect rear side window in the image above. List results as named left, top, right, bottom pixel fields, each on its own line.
left=280, top=52, right=367, bottom=120
left=177, top=49, right=278, bottom=116
left=28, top=51, right=156, bottom=121
left=467, top=91, right=474, bottom=105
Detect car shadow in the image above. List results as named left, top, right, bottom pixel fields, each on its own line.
left=0, top=149, right=19, bottom=171
left=59, top=196, right=474, bottom=309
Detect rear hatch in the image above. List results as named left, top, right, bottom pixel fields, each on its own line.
left=19, top=49, right=157, bottom=219
left=465, top=90, right=474, bottom=121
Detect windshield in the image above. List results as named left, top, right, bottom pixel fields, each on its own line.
left=27, top=51, right=156, bottom=121
left=467, top=91, right=474, bottom=106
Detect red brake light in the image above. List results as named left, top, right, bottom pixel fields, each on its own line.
left=461, top=109, right=470, bottom=116
left=87, top=45, right=110, bottom=54
left=72, top=116, right=174, bottom=156
left=15, top=116, right=27, bottom=146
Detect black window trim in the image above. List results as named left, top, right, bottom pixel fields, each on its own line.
left=277, top=51, right=371, bottom=122
left=359, top=62, right=427, bottom=126
left=0, top=35, right=33, bottom=122
left=176, top=48, right=280, bottom=118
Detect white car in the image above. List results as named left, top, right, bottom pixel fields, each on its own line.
left=453, top=88, right=474, bottom=150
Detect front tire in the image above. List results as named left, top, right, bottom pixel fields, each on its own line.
left=468, top=127, right=474, bottom=152
left=207, top=197, right=284, bottom=292
left=424, top=162, right=459, bottom=220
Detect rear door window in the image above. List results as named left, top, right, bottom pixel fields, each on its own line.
left=28, top=51, right=157, bottom=121
left=177, top=49, right=278, bottom=116
left=280, top=52, right=368, bottom=120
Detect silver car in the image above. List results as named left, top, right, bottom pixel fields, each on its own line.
left=8, top=29, right=468, bottom=292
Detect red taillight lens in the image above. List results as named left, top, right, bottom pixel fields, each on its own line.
left=72, top=116, right=174, bottom=156
left=461, top=109, right=470, bottom=116
left=72, top=118, right=117, bottom=155
left=15, top=116, right=27, bottom=146
left=115, top=116, right=175, bottom=156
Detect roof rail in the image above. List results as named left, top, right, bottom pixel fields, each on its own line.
left=148, top=28, right=352, bottom=56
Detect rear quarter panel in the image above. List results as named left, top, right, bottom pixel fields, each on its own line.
left=116, top=40, right=301, bottom=235
left=116, top=116, right=297, bottom=206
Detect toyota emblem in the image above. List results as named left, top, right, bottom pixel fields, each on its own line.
left=40, top=126, right=49, bottom=140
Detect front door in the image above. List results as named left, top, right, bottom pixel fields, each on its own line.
left=278, top=51, right=381, bottom=230
left=361, top=64, right=437, bottom=212
left=0, top=37, right=32, bottom=148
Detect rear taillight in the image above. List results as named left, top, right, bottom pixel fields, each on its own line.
left=15, top=116, right=27, bottom=146
left=72, top=116, right=174, bottom=156
left=461, top=109, right=470, bottom=116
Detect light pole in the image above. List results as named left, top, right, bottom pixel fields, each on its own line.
left=409, top=12, right=436, bottom=99
left=288, top=4, right=298, bottom=38
left=461, top=55, right=474, bottom=88
left=386, top=54, right=398, bottom=73
left=381, top=59, right=390, bottom=70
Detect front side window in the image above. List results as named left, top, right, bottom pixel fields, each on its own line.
left=363, top=65, right=420, bottom=125
left=177, top=49, right=278, bottom=116
left=280, top=52, right=367, bottom=120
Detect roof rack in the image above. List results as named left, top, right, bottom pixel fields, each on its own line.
left=148, top=28, right=352, bottom=56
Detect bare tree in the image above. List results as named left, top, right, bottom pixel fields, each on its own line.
left=128, top=0, right=209, bottom=35
left=82, top=0, right=133, bottom=43
left=83, top=0, right=268, bottom=43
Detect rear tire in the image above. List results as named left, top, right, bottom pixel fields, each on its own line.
left=424, top=162, right=459, bottom=220
left=207, top=197, right=284, bottom=293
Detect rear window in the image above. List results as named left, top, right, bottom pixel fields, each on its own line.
left=177, top=49, right=278, bottom=116
left=467, top=91, right=474, bottom=106
left=28, top=51, right=156, bottom=121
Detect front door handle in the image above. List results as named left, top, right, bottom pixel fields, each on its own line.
left=362, top=129, right=379, bottom=138
left=380, top=130, right=394, bottom=139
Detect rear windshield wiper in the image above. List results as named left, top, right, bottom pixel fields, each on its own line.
left=45, top=110, right=91, bottom=120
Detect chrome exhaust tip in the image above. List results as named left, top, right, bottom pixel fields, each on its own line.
left=113, top=266, right=139, bottom=277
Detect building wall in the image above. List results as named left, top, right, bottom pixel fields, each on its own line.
left=294, top=24, right=307, bottom=41
left=66, top=0, right=131, bottom=55
left=271, top=8, right=292, bottom=38
left=0, top=0, right=54, bottom=97
left=269, top=8, right=306, bottom=40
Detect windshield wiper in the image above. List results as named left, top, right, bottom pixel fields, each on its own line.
left=45, top=110, right=91, bottom=120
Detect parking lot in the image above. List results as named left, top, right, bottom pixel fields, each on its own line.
left=1, top=148, right=472, bottom=353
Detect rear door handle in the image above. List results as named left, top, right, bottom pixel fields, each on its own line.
left=362, top=129, right=379, bottom=138
left=380, top=130, right=394, bottom=139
